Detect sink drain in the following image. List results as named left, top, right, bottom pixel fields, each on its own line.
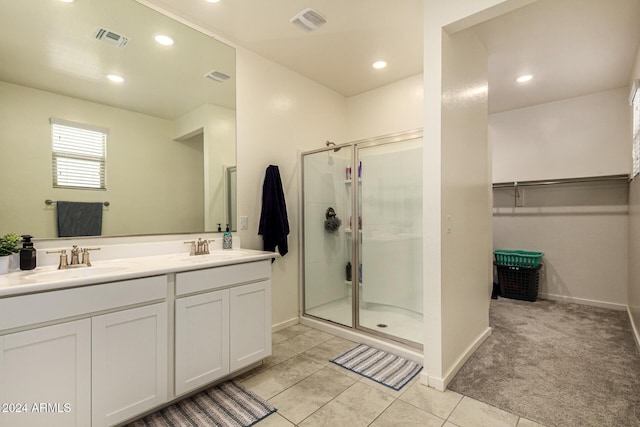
left=376, top=323, right=388, bottom=328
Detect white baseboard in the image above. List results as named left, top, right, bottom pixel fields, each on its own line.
left=628, top=306, right=640, bottom=355
left=272, top=317, right=300, bottom=333
left=424, top=326, right=492, bottom=391
left=538, top=292, right=627, bottom=311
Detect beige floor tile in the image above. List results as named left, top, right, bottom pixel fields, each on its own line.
left=277, top=332, right=323, bottom=354
left=517, top=418, right=547, bottom=427
left=240, top=354, right=324, bottom=399
left=298, top=381, right=394, bottom=427
left=268, top=367, right=356, bottom=424
left=234, top=343, right=297, bottom=380
left=369, top=399, right=446, bottom=427
left=272, top=324, right=313, bottom=343
left=399, top=381, right=463, bottom=419
left=443, top=423, right=461, bottom=427
left=300, top=328, right=336, bottom=343
left=254, top=412, right=295, bottom=427
left=448, top=397, right=519, bottom=427
left=263, top=342, right=298, bottom=368
left=301, top=336, right=357, bottom=366
left=357, top=369, right=420, bottom=398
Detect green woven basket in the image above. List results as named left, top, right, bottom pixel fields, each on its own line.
left=494, top=250, right=543, bottom=267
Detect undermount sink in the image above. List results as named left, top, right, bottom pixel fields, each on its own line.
left=27, top=264, right=136, bottom=281
left=169, top=250, right=253, bottom=263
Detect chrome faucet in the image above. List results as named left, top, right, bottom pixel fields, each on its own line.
left=47, top=245, right=101, bottom=269
left=184, top=238, right=214, bottom=256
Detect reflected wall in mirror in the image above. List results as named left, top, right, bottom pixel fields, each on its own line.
left=0, top=0, right=236, bottom=239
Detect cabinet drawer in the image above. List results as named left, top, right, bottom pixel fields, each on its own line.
left=0, top=275, right=167, bottom=332
left=176, top=260, right=271, bottom=296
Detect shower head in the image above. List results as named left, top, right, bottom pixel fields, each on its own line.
left=326, top=140, right=341, bottom=152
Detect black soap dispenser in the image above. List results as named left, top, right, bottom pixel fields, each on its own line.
left=20, top=235, right=36, bottom=270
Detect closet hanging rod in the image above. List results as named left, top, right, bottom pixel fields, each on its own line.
left=45, top=199, right=110, bottom=207
left=492, top=174, right=629, bottom=189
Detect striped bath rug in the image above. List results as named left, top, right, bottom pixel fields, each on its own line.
left=330, top=344, right=423, bottom=391
left=126, top=380, right=276, bottom=427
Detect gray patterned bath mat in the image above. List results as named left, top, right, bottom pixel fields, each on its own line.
left=126, top=380, right=276, bottom=427
left=330, top=344, right=422, bottom=390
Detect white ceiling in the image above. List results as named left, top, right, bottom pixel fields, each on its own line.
left=145, top=0, right=640, bottom=113
left=474, top=0, right=640, bottom=113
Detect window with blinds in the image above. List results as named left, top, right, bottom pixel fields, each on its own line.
left=51, top=118, right=107, bottom=190
left=632, top=80, right=640, bottom=179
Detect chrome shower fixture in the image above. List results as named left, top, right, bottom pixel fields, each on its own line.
left=326, top=140, right=341, bottom=152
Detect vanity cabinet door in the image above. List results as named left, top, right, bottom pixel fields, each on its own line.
left=175, top=289, right=230, bottom=396
left=229, top=280, right=272, bottom=372
left=92, top=302, right=168, bottom=427
left=0, top=319, right=91, bottom=427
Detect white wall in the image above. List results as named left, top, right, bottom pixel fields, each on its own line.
left=629, top=45, right=640, bottom=346
left=494, top=198, right=628, bottom=309
left=346, top=74, right=423, bottom=141
left=423, top=0, right=532, bottom=391
left=491, top=88, right=630, bottom=182
left=234, top=47, right=348, bottom=328
left=491, top=87, right=631, bottom=309
left=440, top=28, right=493, bottom=386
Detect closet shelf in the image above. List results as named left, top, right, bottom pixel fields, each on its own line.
left=492, top=174, right=628, bottom=189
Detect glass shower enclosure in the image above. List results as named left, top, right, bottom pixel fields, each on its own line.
left=301, top=131, right=423, bottom=347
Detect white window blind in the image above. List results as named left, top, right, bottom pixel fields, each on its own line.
left=51, top=118, right=107, bottom=190
left=631, top=80, right=640, bottom=179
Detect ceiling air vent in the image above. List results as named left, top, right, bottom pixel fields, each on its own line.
left=94, top=27, right=130, bottom=48
left=204, top=70, right=230, bottom=82
left=290, top=8, right=327, bottom=32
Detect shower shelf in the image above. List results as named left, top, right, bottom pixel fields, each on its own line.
left=344, top=229, right=362, bottom=234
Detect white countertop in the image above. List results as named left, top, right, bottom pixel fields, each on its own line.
left=0, top=249, right=276, bottom=298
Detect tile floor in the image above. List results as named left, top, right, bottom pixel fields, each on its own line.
left=238, top=324, right=547, bottom=427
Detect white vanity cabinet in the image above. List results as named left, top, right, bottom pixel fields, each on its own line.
left=175, top=260, right=272, bottom=396
left=0, top=275, right=167, bottom=427
left=92, top=302, right=168, bottom=427
left=175, top=289, right=229, bottom=395
left=229, top=281, right=271, bottom=371
left=0, top=250, right=274, bottom=427
left=0, top=319, right=91, bottom=427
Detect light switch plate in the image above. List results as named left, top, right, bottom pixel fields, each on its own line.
left=240, top=216, right=248, bottom=230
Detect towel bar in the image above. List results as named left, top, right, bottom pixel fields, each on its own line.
left=45, top=199, right=110, bottom=207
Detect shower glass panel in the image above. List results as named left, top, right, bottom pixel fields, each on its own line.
left=303, top=147, right=353, bottom=327
left=302, top=131, right=423, bottom=347
left=357, top=138, right=423, bottom=344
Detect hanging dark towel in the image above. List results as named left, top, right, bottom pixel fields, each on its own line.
left=258, top=165, right=289, bottom=257
left=57, top=201, right=103, bottom=237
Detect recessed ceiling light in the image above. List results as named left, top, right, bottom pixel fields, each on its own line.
left=106, top=74, right=124, bottom=83
left=516, top=74, right=533, bottom=83
left=372, top=61, right=387, bottom=70
left=154, top=34, right=174, bottom=46
left=205, top=0, right=221, bottom=3
left=59, top=0, right=75, bottom=3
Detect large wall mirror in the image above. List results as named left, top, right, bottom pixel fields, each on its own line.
left=0, top=0, right=236, bottom=239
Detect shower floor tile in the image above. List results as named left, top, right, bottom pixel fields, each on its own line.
left=306, top=297, right=423, bottom=345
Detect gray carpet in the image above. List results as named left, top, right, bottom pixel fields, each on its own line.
left=448, top=298, right=640, bottom=427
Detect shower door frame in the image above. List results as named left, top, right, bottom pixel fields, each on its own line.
left=300, top=129, right=423, bottom=349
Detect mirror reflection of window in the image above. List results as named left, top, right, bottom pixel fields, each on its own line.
left=51, top=118, right=108, bottom=191
left=0, top=0, right=236, bottom=238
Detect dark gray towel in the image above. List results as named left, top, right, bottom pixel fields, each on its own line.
left=56, top=201, right=103, bottom=237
